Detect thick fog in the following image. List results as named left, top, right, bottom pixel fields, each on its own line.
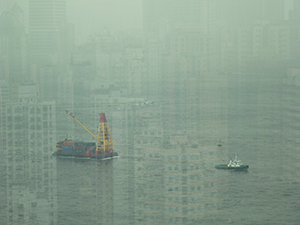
left=1, top=0, right=300, bottom=225
left=66, top=0, right=143, bottom=44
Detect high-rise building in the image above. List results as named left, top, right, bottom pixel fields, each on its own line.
left=125, top=48, right=146, bottom=96
left=0, top=80, right=10, bottom=222
left=143, top=0, right=217, bottom=39
left=4, top=99, right=57, bottom=224
left=160, top=28, right=219, bottom=136
left=219, top=22, right=290, bottom=74
left=29, top=0, right=66, bottom=64
left=144, top=39, right=163, bottom=98
left=2, top=0, right=29, bottom=31
left=0, top=4, right=28, bottom=85
left=143, top=0, right=285, bottom=38
left=215, top=0, right=285, bottom=26
left=134, top=105, right=218, bottom=224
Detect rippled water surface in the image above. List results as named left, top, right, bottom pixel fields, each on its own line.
left=1, top=73, right=300, bottom=225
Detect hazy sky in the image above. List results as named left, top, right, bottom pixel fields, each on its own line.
left=285, top=0, right=293, bottom=18
left=66, top=0, right=143, bottom=44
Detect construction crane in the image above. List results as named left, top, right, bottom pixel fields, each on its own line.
left=66, top=110, right=114, bottom=154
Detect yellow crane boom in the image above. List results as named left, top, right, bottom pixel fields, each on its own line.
left=66, top=110, right=98, bottom=141
left=66, top=110, right=114, bottom=154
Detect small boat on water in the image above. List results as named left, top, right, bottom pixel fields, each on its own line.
left=215, top=154, right=249, bottom=170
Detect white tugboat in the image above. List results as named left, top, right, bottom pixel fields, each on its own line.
left=215, top=154, right=249, bottom=170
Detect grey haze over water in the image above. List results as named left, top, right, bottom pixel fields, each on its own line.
left=0, top=0, right=300, bottom=225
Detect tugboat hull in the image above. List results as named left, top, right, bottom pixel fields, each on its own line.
left=215, top=164, right=228, bottom=169
left=215, top=164, right=249, bottom=170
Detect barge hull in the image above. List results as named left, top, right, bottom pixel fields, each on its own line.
left=53, top=150, right=118, bottom=159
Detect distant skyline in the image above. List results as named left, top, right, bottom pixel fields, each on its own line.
left=0, top=0, right=295, bottom=44
left=0, top=0, right=143, bottom=44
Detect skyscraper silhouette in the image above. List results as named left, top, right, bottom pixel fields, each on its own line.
left=29, top=0, right=66, bottom=64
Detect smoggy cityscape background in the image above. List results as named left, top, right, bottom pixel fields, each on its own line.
left=1, top=1, right=300, bottom=225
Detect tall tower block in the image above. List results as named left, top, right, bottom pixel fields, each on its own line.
left=29, top=0, right=66, bottom=64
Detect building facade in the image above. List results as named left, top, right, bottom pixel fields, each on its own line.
left=29, top=0, right=66, bottom=64
left=4, top=100, right=57, bottom=224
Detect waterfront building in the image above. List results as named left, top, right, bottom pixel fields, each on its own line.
left=134, top=104, right=218, bottom=224
left=0, top=4, right=28, bottom=99
left=4, top=98, right=57, bottom=224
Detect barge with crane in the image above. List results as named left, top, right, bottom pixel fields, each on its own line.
left=53, top=111, right=118, bottom=159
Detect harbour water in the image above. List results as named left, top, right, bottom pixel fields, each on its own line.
left=1, top=72, right=300, bottom=225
